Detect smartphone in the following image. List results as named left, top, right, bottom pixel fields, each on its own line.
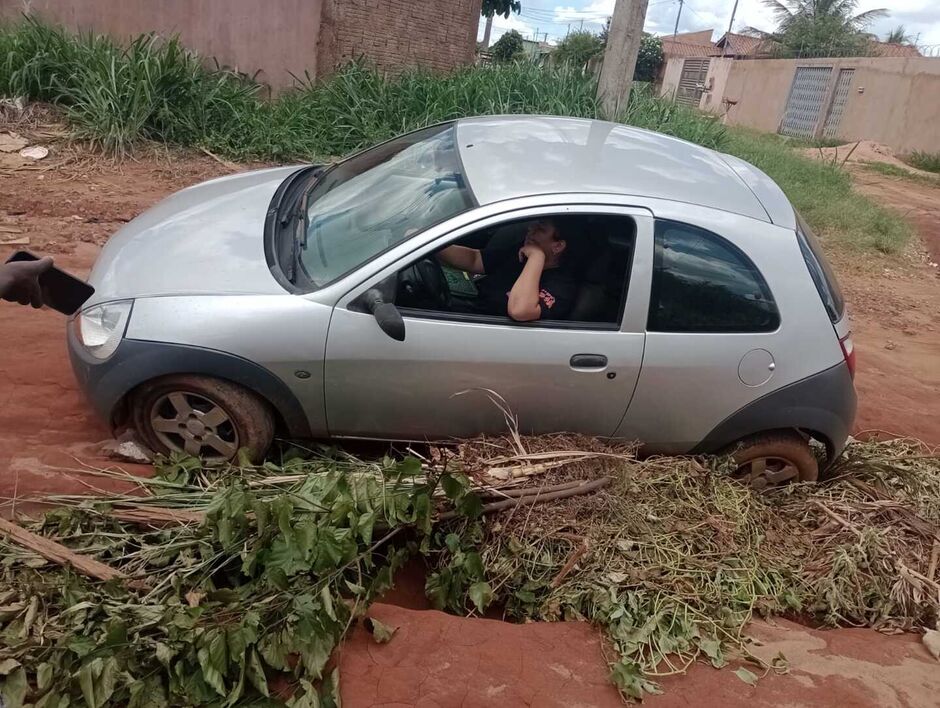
left=5, top=251, right=95, bottom=315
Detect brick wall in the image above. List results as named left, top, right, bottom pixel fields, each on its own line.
left=318, top=0, right=482, bottom=75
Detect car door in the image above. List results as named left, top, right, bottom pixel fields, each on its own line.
left=322, top=207, right=653, bottom=441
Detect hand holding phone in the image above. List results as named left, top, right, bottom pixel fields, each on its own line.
left=3, top=251, right=95, bottom=315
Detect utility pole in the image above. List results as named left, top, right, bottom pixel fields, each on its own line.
left=727, top=0, right=740, bottom=35
left=673, top=0, right=684, bottom=37
left=597, top=0, right=651, bottom=118
left=482, top=14, right=493, bottom=48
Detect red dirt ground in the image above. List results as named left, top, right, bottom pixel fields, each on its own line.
left=1, top=143, right=938, bottom=706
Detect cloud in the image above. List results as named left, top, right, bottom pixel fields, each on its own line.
left=477, top=11, right=538, bottom=43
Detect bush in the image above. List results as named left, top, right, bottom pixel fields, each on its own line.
left=490, top=29, right=525, bottom=63
left=634, top=34, right=663, bottom=82
left=903, top=151, right=940, bottom=174
left=553, top=30, right=604, bottom=66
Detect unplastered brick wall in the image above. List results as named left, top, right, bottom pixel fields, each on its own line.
left=318, top=0, right=482, bottom=75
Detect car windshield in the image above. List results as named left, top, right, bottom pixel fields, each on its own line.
left=298, top=124, right=473, bottom=288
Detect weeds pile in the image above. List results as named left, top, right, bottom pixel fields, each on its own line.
left=427, top=437, right=940, bottom=699
left=0, top=439, right=937, bottom=705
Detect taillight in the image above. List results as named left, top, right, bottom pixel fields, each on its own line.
left=839, top=333, right=855, bottom=379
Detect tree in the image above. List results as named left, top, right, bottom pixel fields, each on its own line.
left=481, top=1, right=521, bottom=49
left=481, top=0, right=522, bottom=18
left=884, top=25, right=914, bottom=45
left=491, top=30, right=525, bottom=62
left=633, top=34, right=663, bottom=82
left=599, top=22, right=662, bottom=82
left=754, top=0, right=889, bottom=57
left=554, top=30, right=604, bottom=66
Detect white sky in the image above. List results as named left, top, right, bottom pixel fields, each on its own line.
left=479, top=0, right=940, bottom=53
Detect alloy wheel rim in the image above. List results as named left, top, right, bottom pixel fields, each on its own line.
left=150, top=391, right=238, bottom=460
left=733, top=456, right=800, bottom=490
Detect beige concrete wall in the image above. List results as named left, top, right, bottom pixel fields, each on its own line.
left=660, top=57, right=684, bottom=100
left=0, top=0, right=323, bottom=90
left=699, top=57, right=733, bottom=113
left=709, top=56, right=940, bottom=153
left=836, top=58, right=940, bottom=154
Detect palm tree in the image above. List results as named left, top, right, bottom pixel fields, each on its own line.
left=762, top=0, right=888, bottom=32
left=884, top=25, right=914, bottom=45
left=748, top=0, right=889, bottom=57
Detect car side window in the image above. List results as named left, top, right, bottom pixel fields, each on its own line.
left=648, top=220, right=779, bottom=333
left=392, top=214, right=636, bottom=328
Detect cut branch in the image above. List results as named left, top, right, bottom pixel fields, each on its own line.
left=0, top=516, right=127, bottom=582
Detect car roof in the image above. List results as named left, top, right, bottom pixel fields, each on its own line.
left=454, top=116, right=793, bottom=226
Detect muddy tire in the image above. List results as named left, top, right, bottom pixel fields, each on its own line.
left=131, top=375, right=274, bottom=463
left=726, top=431, right=818, bottom=490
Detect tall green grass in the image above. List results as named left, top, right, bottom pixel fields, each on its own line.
left=725, top=130, right=912, bottom=253
left=903, top=150, right=940, bottom=175
left=0, top=18, right=911, bottom=253
left=0, top=18, right=725, bottom=159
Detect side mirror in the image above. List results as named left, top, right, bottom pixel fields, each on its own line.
left=363, top=289, right=405, bottom=342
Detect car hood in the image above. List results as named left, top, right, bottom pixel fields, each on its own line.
left=85, top=166, right=303, bottom=305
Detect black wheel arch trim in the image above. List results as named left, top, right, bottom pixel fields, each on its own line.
left=68, top=335, right=313, bottom=438
left=690, top=361, right=857, bottom=462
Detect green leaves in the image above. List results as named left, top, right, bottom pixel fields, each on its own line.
left=78, top=657, right=119, bottom=708
left=468, top=582, right=494, bottom=614
left=734, top=667, right=759, bottom=686
left=364, top=617, right=397, bottom=644
left=0, top=666, right=28, bottom=708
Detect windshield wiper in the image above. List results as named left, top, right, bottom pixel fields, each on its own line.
left=278, top=168, right=320, bottom=283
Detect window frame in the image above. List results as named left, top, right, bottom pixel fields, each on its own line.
left=331, top=202, right=655, bottom=336
left=389, top=213, right=637, bottom=332
left=647, top=219, right=781, bottom=334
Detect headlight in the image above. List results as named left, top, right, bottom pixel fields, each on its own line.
left=76, top=300, right=133, bottom=360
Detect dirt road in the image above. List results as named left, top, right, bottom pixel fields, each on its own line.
left=2, top=149, right=938, bottom=706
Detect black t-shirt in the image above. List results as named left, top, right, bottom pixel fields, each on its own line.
left=477, top=242, right=577, bottom=320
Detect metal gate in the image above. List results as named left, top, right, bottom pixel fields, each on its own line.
left=780, top=66, right=833, bottom=137
left=822, top=68, right=855, bottom=139
left=676, top=58, right=710, bottom=107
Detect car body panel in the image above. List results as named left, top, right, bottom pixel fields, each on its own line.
left=125, top=295, right=331, bottom=435
left=691, top=361, right=856, bottom=457
left=716, top=152, right=796, bottom=228
left=68, top=333, right=313, bottom=437
left=86, top=166, right=300, bottom=305
left=614, top=212, right=844, bottom=452
left=455, top=116, right=770, bottom=222
left=323, top=205, right=654, bottom=440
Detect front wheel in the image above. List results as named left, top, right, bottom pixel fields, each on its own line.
left=726, top=431, right=818, bottom=490
left=131, top=375, right=274, bottom=463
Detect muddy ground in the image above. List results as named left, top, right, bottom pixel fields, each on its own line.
left=1, top=145, right=939, bottom=706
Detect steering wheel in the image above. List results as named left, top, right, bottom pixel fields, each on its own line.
left=398, top=257, right=450, bottom=310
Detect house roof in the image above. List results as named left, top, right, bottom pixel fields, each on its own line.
left=714, top=32, right=768, bottom=57
left=661, top=37, right=715, bottom=58
left=455, top=116, right=780, bottom=223
left=670, top=29, right=714, bottom=45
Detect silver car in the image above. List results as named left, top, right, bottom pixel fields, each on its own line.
left=68, top=116, right=856, bottom=487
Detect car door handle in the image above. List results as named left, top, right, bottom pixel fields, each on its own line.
left=570, top=353, right=608, bottom=369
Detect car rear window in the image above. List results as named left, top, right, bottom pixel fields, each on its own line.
left=795, top=212, right=845, bottom=323
left=648, top=220, right=779, bottom=333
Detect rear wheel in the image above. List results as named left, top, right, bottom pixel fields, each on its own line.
left=726, top=431, right=818, bottom=490
left=131, top=375, right=274, bottom=463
